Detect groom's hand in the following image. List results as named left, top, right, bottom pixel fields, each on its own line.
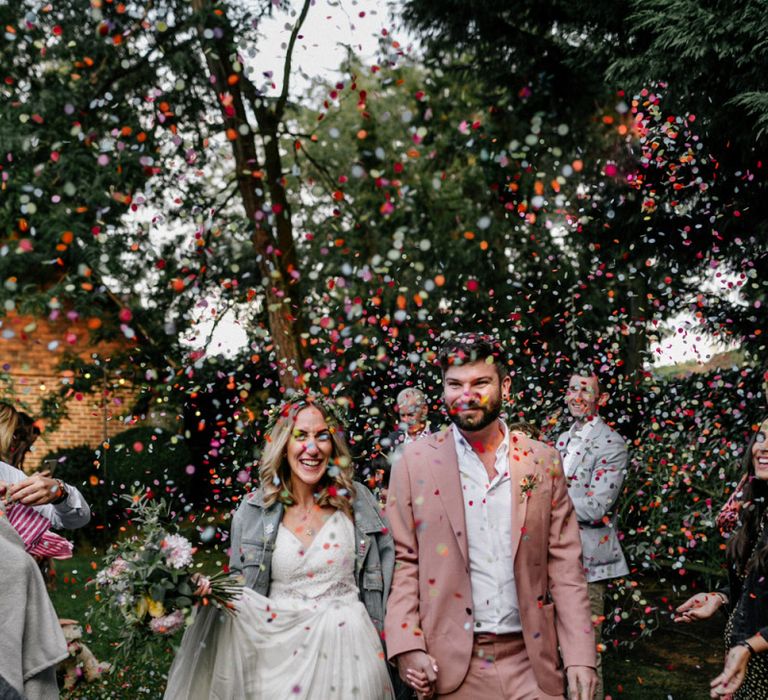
left=567, top=665, right=597, bottom=700
left=395, top=650, right=438, bottom=698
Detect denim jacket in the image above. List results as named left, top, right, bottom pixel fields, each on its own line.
left=229, top=482, right=394, bottom=636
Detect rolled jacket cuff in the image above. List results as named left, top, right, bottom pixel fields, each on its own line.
left=385, top=637, right=427, bottom=662
left=54, top=485, right=84, bottom=513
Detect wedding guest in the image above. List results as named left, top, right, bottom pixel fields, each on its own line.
left=675, top=417, right=768, bottom=698
left=8, top=411, right=41, bottom=470
left=165, top=395, right=396, bottom=699
left=0, top=402, right=90, bottom=530
left=555, top=369, right=629, bottom=700
left=371, top=388, right=431, bottom=497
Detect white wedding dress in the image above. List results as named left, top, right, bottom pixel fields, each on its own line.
left=164, top=510, right=394, bottom=699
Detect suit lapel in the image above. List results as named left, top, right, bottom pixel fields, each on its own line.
left=426, top=431, right=469, bottom=565
left=570, top=417, right=604, bottom=476
left=508, top=436, right=530, bottom=563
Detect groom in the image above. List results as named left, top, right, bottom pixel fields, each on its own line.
left=384, top=334, right=596, bottom=699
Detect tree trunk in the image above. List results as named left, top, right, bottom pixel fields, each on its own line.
left=191, top=0, right=307, bottom=388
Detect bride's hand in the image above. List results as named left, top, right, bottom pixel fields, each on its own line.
left=191, top=573, right=212, bottom=598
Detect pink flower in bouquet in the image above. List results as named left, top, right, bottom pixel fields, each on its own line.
left=96, top=556, right=129, bottom=584
left=108, top=557, right=129, bottom=577
left=161, top=534, right=193, bottom=569
left=149, top=609, right=186, bottom=636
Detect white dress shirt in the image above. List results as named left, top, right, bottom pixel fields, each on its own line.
left=402, top=423, right=430, bottom=445
left=561, top=416, right=600, bottom=478
left=452, top=422, right=521, bottom=634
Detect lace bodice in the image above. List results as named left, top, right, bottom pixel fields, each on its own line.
left=270, top=510, right=359, bottom=604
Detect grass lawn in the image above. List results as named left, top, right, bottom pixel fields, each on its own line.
left=49, top=551, right=726, bottom=699
left=601, top=576, right=726, bottom=700
left=603, top=616, right=724, bottom=699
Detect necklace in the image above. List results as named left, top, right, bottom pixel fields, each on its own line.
left=293, top=502, right=316, bottom=538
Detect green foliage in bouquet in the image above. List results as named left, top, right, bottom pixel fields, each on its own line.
left=90, top=494, right=240, bottom=664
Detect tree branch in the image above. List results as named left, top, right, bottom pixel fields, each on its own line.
left=196, top=297, right=238, bottom=356
left=274, top=0, right=312, bottom=121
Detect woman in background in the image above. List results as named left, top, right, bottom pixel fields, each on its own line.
left=9, top=410, right=41, bottom=470
left=675, top=418, right=768, bottom=698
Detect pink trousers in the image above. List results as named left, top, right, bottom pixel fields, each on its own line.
left=439, top=633, right=565, bottom=700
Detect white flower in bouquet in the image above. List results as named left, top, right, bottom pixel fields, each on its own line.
left=161, top=533, right=194, bottom=569
left=115, top=592, right=134, bottom=610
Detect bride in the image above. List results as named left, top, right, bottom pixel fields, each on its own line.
left=164, top=395, right=396, bottom=699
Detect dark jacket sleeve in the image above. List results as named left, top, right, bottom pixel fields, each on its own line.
left=727, top=533, right=768, bottom=645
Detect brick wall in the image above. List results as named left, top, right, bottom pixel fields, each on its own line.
left=0, top=312, right=139, bottom=471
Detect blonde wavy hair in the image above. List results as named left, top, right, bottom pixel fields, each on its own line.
left=259, top=398, right=356, bottom=517
left=0, top=402, right=19, bottom=463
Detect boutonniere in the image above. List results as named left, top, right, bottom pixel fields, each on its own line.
left=519, top=473, right=542, bottom=502
left=264, top=523, right=275, bottom=536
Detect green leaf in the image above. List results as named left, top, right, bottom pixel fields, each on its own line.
left=149, top=585, right=166, bottom=603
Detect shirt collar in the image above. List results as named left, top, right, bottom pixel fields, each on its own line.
left=568, top=414, right=601, bottom=440
left=403, top=423, right=430, bottom=444
left=452, top=420, right=509, bottom=461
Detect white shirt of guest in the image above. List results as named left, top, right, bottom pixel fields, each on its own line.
left=452, top=421, right=521, bottom=634
left=0, top=461, right=91, bottom=530
left=402, top=423, right=430, bottom=445
left=561, top=415, right=600, bottom=478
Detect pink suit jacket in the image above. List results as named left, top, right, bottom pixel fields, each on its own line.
left=384, top=427, right=596, bottom=696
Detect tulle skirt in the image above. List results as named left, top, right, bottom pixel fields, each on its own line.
left=164, top=588, right=394, bottom=700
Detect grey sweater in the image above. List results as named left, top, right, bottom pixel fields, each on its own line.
left=0, top=514, right=68, bottom=699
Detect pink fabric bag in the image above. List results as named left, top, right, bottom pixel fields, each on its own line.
left=4, top=503, right=73, bottom=559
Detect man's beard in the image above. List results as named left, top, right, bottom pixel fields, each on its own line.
left=449, top=394, right=503, bottom=432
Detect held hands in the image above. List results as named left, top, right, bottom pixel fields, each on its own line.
left=674, top=592, right=725, bottom=623
left=191, top=573, right=213, bottom=598
left=710, top=645, right=750, bottom=697
left=4, top=473, right=64, bottom=507
left=395, top=650, right=438, bottom=698
left=567, top=665, right=597, bottom=700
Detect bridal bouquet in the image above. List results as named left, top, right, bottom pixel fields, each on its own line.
left=91, top=495, right=240, bottom=661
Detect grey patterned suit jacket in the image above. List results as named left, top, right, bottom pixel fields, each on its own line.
left=556, top=417, right=629, bottom=582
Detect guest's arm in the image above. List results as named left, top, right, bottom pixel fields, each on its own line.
left=707, top=575, right=766, bottom=696
left=1, top=464, right=90, bottom=529
left=711, top=632, right=768, bottom=697
left=366, top=487, right=396, bottom=607
left=674, top=590, right=728, bottom=622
